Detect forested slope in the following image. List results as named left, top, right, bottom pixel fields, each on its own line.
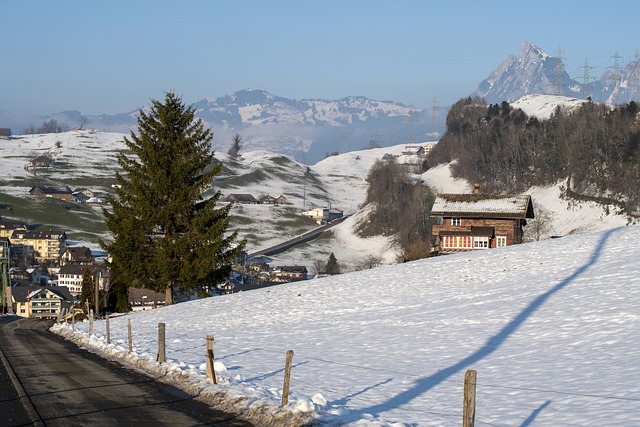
left=428, top=97, right=640, bottom=216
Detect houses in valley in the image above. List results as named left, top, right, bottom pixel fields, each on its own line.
left=0, top=219, right=109, bottom=317
left=225, top=193, right=290, bottom=205
left=430, top=184, right=535, bottom=255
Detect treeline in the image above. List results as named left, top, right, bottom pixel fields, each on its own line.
left=428, top=97, right=640, bottom=213
left=24, top=119, right=70, bottom=134
left=361, top=155, right=436, bottom=261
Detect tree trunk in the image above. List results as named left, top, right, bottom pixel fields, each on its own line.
left=165, top=283, right=174, bottom=305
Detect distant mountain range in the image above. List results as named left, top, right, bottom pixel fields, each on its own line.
left=6, top=41, right=639, bottom=162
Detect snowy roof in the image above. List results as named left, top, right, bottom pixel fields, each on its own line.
left=431, top=193, right=534, bottom=219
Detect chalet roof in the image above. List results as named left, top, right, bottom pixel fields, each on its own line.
left=12, top=229, right=67, bottom=240
left=128, top=287, right=166, bottom=303
left=0, top=220, right=27, bottom=230
left=430, top=194, right=534, bottom=219
left=62, top=246, right=94, bottom=262
left=58, top=263, right=94, bottom=275
left=12, top=285, right=73, bottom=302
left=226, top=193, right=258, bottom=203
left=29, top=185, right=73, bottom=194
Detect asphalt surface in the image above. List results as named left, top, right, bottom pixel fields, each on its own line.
left=0, top=316, right=254, bottom=426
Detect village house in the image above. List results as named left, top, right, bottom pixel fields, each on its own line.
left=302, top=207, right=344, bottom=225
left=272, top=265, right=308, bottom=282
left=12, top=285, right=73, bottom=319
left=275, top=195, right=290, bottom=205
left=225, top=193, right=259, bottom=204
left=0, top=220, right=27, bottom=239
left=0, top=128, right=12, bottom=140
left=10, top=229, right=67, bottom=263
left=128, top=287, right=165, bottom=311
left=56, top=263, right=109, bottom=298
left=59, top=246, right=94, bottom=266
left=260, top=194, right=277, bottom=204
left=29, top=185, right=75, bottom=202
left=430, top=185, right=534, bottom=255
left=401, top=144, right=426, bottom=156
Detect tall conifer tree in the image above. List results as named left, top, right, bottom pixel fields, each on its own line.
left=102, top=92, right=244, bottom=306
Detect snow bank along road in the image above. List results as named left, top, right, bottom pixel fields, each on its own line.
left=0, top=316, right=253, bottom=426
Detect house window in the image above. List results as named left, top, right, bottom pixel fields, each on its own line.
left=496, top=236, right=507, bottom=247
left=442, top=235, right=472, bottom=249
left=474, top=236, right=489, bottom=248
left=452, top=217, right=461, bottom=226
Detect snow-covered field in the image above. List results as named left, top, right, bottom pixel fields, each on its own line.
left=52, top=224, right=640, bottom=426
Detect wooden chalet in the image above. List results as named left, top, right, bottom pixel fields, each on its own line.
left=29, top=185, right=74, bottom=201
left=225, top=193, right=259, bottom=204
left=260, top=195, right=277, bottom=204
left=430, top=186, right=534, bottom=255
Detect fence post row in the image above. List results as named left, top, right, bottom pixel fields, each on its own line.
left=157, top=322, right=166, bottom=363
left=206, top=335, right=216, bottom=384
left=281, top=349, right=294, bottom=407
left=463, top=369, right=477, bottom=427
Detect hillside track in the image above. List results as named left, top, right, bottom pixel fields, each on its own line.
left=0, top=316, right=253, bottom=426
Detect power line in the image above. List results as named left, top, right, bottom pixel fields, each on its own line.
left=579, top=57, right=594, bottom=99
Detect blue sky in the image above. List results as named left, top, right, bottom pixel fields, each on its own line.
left=2, top=0, right=639, bottom=116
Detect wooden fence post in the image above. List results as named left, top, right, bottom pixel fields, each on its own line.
left=463, top=369, right=477, bottom=427
left=106, top=314, right=111, bottom=344
left=127, top=318, right=132, bottom=353
left=157, top=322, right=166, bottom=363
left=281, top=349, right=294, bottom=407
left=206, top=335, right=216, bottom=384
left=89, top=309, right=94, bottom=335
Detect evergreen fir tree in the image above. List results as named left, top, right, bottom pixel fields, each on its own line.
left=102, top=92, right=244, bottom=306
left=325, top=252, right=341, bottom=274
left=80, top=268, right=94, bottom=308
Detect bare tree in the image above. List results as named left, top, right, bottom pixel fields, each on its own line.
left=228, top=133, right=242, bottom=158
left=525, top=206, right=554, bottom=242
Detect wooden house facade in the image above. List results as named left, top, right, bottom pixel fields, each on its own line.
left=430, top=192, right=534, bottom=255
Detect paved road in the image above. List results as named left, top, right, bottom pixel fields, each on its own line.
left=0, top=316, right=253, bottom=426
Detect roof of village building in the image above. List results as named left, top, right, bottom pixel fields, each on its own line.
left=431, top=194, right=534, bottom=219
left=0, top=220, right=27, bottom=230
left=29, top=185, right=73, bottom=194
left=58, top=263, right=95, bottom=275
left=11, top=229, right=67, bottom=240
left=62, top=246, right=94, bottom=262
left=12, top=284, right=73, bottom=302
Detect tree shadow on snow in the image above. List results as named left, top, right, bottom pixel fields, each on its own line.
left=349, top=227, right=622, bottom=421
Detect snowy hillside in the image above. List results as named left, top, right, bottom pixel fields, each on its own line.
left=53, top=224, right=640, bottom=426
left=511, top=94, right=588, bottom=120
